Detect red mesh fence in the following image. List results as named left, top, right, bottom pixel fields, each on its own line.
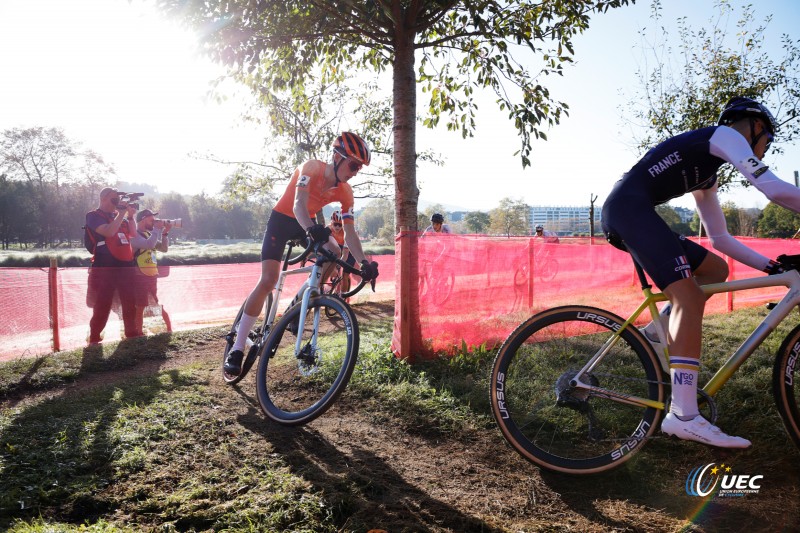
left=3, top=237, right=800, bottom=361
left=0, top=256, right=394, bottom=361
left=408, top=235, right=800, bottom=358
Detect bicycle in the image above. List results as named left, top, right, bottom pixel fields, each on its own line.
left=222, top=238, right=371, bottom=426
left=419, top=258, right=455, bottom=305
left=222, top=239, right=307, bottom=385
left=533, top=243, right=559, bottom=282
left=489, top=253, right=800, bottom=474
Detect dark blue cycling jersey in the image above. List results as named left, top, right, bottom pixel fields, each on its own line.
left=621, top=126, right=726, bottom=205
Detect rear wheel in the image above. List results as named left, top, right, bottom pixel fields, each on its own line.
left=256, top=294, right=359, bottom=426
left=773, top=324, right=800, bottom=449
left=222, top=293, right=273, bottom=385
left=490, top=305, right=665, bottom=474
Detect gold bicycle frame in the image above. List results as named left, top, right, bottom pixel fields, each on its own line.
left=573, top=269, right=800, bottom=410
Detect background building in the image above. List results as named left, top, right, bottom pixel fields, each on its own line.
left=529, top=205, right=602, bottom=235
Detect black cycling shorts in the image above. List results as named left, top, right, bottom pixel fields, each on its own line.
left=601, top=190, right=708, bottom=290
left=261, top=211, right=306, bottom=262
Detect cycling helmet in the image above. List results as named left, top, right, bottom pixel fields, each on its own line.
left=718, top=97, right=777, bottom=135
left=535, top=225, right=544, bottom=231
left=431, top=213, right=444, bottom=224
left=331, top=131, right=371, bottom=166
left=331, top=210, right=342, bottom=224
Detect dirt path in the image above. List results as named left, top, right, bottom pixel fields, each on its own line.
left=4, top=301, right=798, bottom=532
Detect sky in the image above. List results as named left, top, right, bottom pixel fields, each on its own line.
left=1, top=0, right=799, bottom=214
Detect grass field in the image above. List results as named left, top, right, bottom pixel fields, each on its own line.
left=0, top=242, right=395, bottom=268
left=1, top=304, right=799, bottom=531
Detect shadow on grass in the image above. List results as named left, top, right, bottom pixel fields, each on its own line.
left=0, top=333, right=176, bottom=405
left=237, top=410, right=503, bottom=533
left=0, top=336, right=180, bottom=529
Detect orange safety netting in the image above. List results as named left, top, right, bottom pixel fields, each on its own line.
left=3, top=237, right=800, bottom=361
left=0, top=257, right=394, bottom=361
left=404, top=234, right=800, bottom=359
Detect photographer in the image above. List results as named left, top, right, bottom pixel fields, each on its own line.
left=131, top=209, right=173, bottom=335
left=85, top=187, right=140, bottom=343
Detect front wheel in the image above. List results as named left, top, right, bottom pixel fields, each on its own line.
left=490, top=305, right=665, bottom=474
left=256, top=294, right=359, bottom=426
left=773, top=323, right=800, bottom=449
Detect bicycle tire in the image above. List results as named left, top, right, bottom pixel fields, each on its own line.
left=255, top=294, right=359, bottom=426
left=537, top=258, right=559, bottom=282
left=772, top=323, right=800, bottom=449
left=222, top=293, right=273, bottom=385
left=490, top=305, right=665, bottom=474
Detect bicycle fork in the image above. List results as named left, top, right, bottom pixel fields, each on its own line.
left=294, top=263, right=324, bottom=369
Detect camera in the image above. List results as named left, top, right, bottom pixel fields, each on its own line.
left=157, top=218, right=183, bottom=229
left=116, top=192, right=144, bottom=209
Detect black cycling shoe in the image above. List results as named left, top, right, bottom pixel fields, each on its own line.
left=224, top=349, right=244, bottom=375
left=286, top=318, right=300, bottom=336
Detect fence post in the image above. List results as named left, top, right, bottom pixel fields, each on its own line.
left=726, top=255, right=735, bottom=312
left=48, top=256, right=61, bottom=352
left=527, top=238, right=535, bottom=309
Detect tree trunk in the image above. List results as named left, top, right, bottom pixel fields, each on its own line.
left=391, top=24, right=423, bottom=359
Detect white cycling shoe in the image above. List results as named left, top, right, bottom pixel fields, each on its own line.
left=661, top=412, right=751, bottom=449
left=641, top=325, right=667, bottom=353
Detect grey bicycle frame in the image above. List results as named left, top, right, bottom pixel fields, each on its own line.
left=264, top=256, right=327, bottom=357
left=572, top=269, right=800, bottom=410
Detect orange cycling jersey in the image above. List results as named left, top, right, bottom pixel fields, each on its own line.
left=273, top=160, right=355, bottom=224
left=330, top=225, right=346, bottom=246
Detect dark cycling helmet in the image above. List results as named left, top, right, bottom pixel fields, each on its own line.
left=331, top=132, right=371, bottom=166
left=431, top=213, right=444, bottom=224
left=718, top=96, right=777, bottom=135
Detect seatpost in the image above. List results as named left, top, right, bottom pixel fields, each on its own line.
left=282, top=242, right=294, bottom=270
left=633, top=260, right=652, bottom=290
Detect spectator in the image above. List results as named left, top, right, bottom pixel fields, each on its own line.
left=422, top=213, right=452, bottom=235
left=533, top=224, right=560, bottom=243
left=85, top=187, right=139, bottom=343
left=131, top=209, right=173, bottom=335
left=223, top=131, right=379, bottom=376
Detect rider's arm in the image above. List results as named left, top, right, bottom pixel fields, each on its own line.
left=693, top=184, right=771, bottom=271
left=710, top=126, right=800, bottom=211
left=342, top=223, right=367, bottom=264
left=292, top=182, right=316, bottom=230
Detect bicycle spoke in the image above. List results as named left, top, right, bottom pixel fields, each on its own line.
left=491, top=306, right=664, bottom=474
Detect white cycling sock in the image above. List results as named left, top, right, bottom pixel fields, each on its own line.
left=669, top=356, right=700, bottom=419
left=231, top=312, right=259, bottom=352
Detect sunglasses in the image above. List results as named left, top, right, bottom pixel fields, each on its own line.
left=347, top=159, right=362, bottom=172
left=333, top=223, right=342, bottom=228
left=764, top=131, right=774, bottom=152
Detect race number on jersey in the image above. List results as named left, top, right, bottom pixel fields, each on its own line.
left=297, top=175, right=312, bottom=188
left=740, top=157, right=770, bottom=179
